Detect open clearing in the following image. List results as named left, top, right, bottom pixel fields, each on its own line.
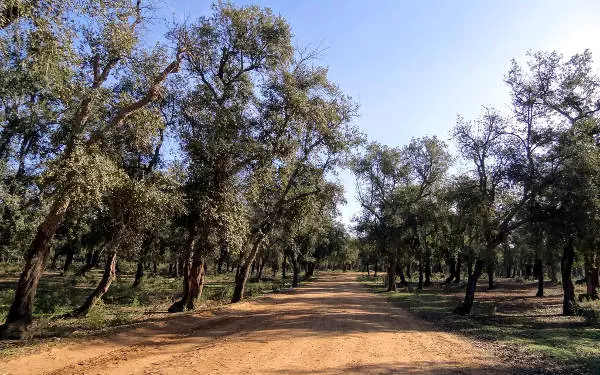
left=1, top=273, right=504, bottom=375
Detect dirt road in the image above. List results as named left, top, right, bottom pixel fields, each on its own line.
left=1, top=273, right=505, bottom=374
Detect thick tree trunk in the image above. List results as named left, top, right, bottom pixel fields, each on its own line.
left=133, top=258, right=144, bottom=288
left=387, top=255, right=397, bottom=292
left=374, top=257, right=378, bottom=277
left=424, top=255, right=431, bottom=287
left=291, top=256, right=300, bottom=288
left=168, top=234, right=200, bottom=313
left=72, top=251, right=117, bottom=317
left=534, top=257, right=544, bottom=297
left=561, top=241, right=577, bottom=316
left=418, top=260, right=424, bottom=290
left=0, top=195, right=70, bottom=339
left=185, top=257, right=205, bottom=310
left=454, top=259, right=485, bottom=315
left=231, top=235, right=264, bottom=303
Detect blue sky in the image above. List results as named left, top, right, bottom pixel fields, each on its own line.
left=153, top=0, right=600, bottom=226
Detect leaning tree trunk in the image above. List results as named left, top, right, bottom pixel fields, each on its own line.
left=454, top=258, right=485, bottom=315
left=561, top=240, right=577, bottom=316
left=231, top=235, right=265, bottom=303
left=534, top=257, right=544, bottom=297
left=72, top=251, right=117, bottom=317
left=0, top=195, right=71, bottom=339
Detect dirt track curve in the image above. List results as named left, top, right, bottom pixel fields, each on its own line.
left=1, top=273, right=504, bottom=375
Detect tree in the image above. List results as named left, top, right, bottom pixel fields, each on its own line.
left=1, top=0, right=185, bottom=338
left=168, top=2, right=293, bottom=312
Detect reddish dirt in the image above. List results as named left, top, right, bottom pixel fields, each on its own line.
left=0, top=273, right=506, bottom=375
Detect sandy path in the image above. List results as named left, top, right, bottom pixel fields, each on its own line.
left=1, top=273, right=505, bottom=375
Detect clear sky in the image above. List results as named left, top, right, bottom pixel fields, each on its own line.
left=153, top=0, right=600, bottom=226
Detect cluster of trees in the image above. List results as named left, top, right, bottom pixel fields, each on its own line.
left=353, top=50, right=600, bottom=316
left=0, top=1, right=360, bottom=338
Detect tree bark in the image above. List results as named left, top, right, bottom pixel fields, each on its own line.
left=534, top=257, right=544, bottom=297
left=561, top=240, right=577, bottom=316
left=72, top=251, right=117, bottom=317
left=417, top=260, right=424, bottom=290
left=231, top=235, right=264, bottom=303
left=454, top=258, right=485, bottom=315
left=424, top=254, right=431, bottom=286
left=169, top=253, right=205, bottom=313
left=0, top=195, right=71, bottom=339
left=133, top=258, right=144, bottom=288
left=291, top=255, right=300, bottom=288
left=387, top=255, right=397, bottom=292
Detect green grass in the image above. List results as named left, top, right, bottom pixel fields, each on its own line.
left=359, top=274, right=600, bottom=374
left=0, top=262, right=288, bottom=353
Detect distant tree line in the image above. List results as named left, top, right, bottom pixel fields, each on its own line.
left=353, top=49, right=600, bottom=316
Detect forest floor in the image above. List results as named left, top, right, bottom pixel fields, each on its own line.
left=361, top=275, right=600, bottom=375
left=0, top=272, right=509, bottom=375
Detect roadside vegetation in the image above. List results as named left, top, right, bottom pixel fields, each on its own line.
left=360, top=274, right=600, bottom=374
left=2, top=2, right=600, bottom=374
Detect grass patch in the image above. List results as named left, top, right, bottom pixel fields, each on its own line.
left=0, top=264, right=288, bottom=355
left=360, top=274, right=600, bottom=374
